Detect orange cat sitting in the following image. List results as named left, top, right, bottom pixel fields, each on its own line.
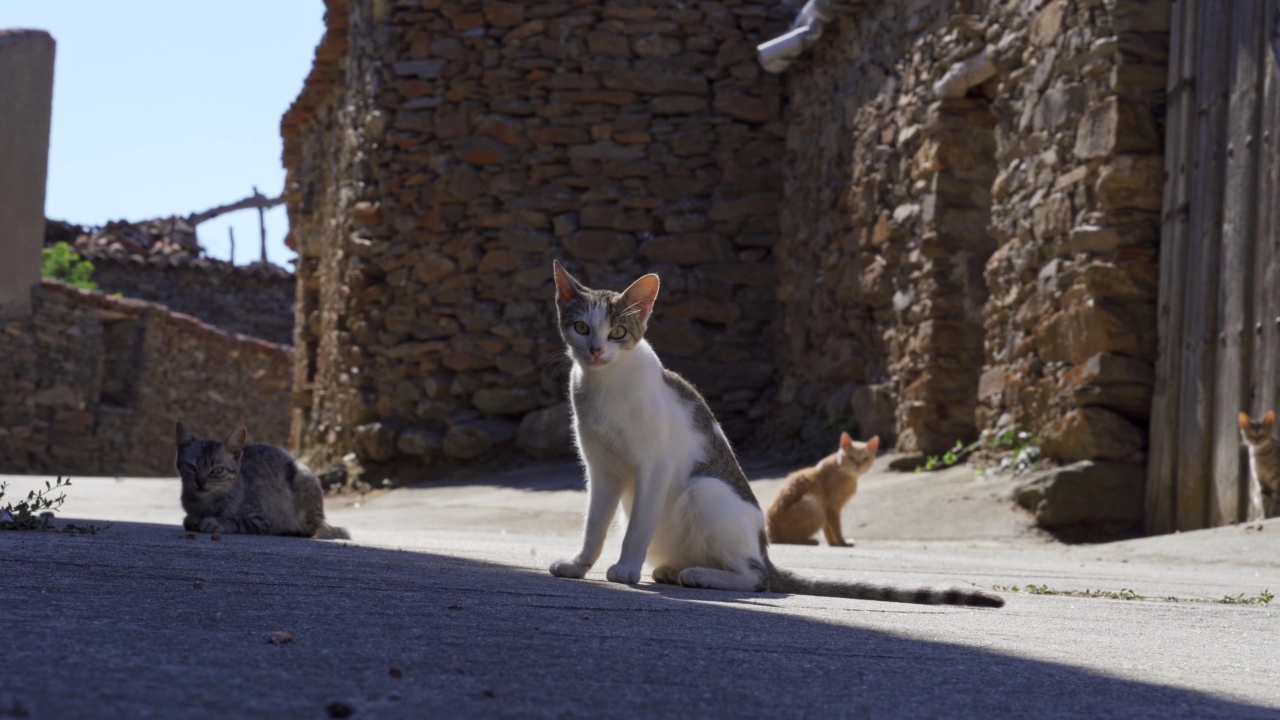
left=766, top=432, right=879, bottom=547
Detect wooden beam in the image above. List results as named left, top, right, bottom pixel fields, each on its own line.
left=185, top=190, right=284, bottom=228
left=1210, top=0, right=1266, bottom=526
left=1148, top=0, right=1199, bottom=535
left=1175, top=0, right=1232, bottom=532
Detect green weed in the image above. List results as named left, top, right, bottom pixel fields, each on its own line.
left=916, top=429, right=1042, bottom=475
left=1, top=477, right=111, bottom=534
left=41, top=241, right=97, bottom=290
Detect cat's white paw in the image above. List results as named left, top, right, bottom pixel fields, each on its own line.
left=605, top=563, right=642, bottom=584
left=549, top=559, right=589, bottom=579
left=652, top=565, right=681, bottom=584
left=197, top=517, right=224, bottom=534
left=678, top=568, right=713, bottom=589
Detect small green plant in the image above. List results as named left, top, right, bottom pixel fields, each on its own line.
left=918, top=439, right=966, bottom=472
left=1220, top=590, right=1274, bottom=606
left=0, top=477, right=111, bottom=534
left=41, top=241, right=97, bottom=290
left=983, top=430, right=1043, bottom=476
left=917, top=428, right=1043, bottom=475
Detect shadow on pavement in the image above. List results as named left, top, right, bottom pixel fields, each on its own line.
left=1, top=520, right=1273, bottom=719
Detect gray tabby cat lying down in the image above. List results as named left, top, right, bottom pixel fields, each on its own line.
left=547, top=261, right=1003, bottom=608
left=175, top=421, right=348, bottom=539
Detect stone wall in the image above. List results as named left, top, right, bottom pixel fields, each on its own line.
left=84, top=252, right=295, bottom=345
left=283, top=0, right=1171, bottom=532
left=777, top=0, right=1168, bottom=532
left=46, top=220, right=296, bottom=345
left=0, top=281, right=292, bottom=477
left=282, top=0, right=790, bottom=469
left=776, top=1, right=999, bottom=454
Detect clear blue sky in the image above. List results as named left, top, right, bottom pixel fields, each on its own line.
left=5, top=1, right=325, bottom=267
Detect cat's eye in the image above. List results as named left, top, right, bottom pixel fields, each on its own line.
left=209, top=467, right=225, bottom=477
left=609, top=326, right=626, bottom=340
left=180, top=463, right=195, bottom=474
left=573, top=321, right=590, bottom=335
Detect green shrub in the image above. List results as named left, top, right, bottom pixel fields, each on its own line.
left=41, top=241, right=97, bottom=290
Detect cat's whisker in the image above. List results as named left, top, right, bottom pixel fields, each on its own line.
left=617, top=301, right=643, bottom=320
left=540, top=349, right=575, bottom=381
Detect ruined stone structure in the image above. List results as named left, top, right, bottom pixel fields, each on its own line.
left=283, top=0, right=790, bottom=468
left=285, top=0, right=1170, bottom=534
left=0, top=281, right=292, bottom=477
left=46, top=220, right=296, bottom=345
left=0, top=30, right=296, bottom=480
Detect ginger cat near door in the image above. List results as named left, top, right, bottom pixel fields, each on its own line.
left=766, top=432, right=879, bottom=547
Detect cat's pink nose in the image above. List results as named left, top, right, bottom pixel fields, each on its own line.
left=590, top=347, right=603, bottom=359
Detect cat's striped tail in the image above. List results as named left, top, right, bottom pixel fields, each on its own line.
left=766, top=566, right=1004, bottom=608
left=313, top=523, right=350, bottom=540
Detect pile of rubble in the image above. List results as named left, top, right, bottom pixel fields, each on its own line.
left=46, top=216, right=203, bottom=261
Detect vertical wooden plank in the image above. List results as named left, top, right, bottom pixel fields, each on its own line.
left=1147, top=0, right=1198, bottom=535
left=1175, top=0, right=1231, bottom=531
left=1211, top=1, right=1266, bottom=527
left=1252, top=1, right=1280, bottom=519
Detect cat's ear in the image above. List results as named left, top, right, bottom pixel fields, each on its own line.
left=867, top=436, right=880, bottom=454
left=622, top=273, right=660, bottom=324
left=1266, top=412, right=1276, bottom=427
left=176, top=421, right=196, bottom=446
left=839, top=431, right=853, bottom=451
left=223, top=427, right=248, bottom=457
left=1240, top=412, right=1252, bottom=429
left=553, top=260, right=583, bottom=309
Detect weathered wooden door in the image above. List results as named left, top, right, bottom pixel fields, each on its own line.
left=1147, top=0, right=1280, bottom=533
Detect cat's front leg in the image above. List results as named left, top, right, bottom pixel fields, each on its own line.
left=197, top=516, right=235, bottom=534
left=183, top=515, right=201, bottom=532
left=240, top=513, right=271, bottom=535
left=607, top=465, right=669, bottom=584
left=550, top=465, right=623, bottom=579
left=823, top=506, right=852, bottom=547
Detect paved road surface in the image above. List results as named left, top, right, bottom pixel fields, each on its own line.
left=2, top=459, right=1278, bottom=718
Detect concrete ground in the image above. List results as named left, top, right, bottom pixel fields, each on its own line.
left=2, top=456, right=1278, bottom=718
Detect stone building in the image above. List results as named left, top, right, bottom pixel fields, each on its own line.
left=283, top=0, right=791, bottom=467
left=775, top=0, right=1166, bottom=536
left=284, top=0, right=1169, bottom=534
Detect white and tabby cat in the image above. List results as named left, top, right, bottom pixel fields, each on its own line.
left=546, top=262, right=1002, bottom=607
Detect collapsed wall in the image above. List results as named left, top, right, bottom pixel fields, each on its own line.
left=46, top=219, right=296, bottom=345
left=0, top=281, right=292, bottom=476
left=282, top=0, right=790, bottom=469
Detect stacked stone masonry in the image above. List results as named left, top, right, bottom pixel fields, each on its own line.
left=45, top=220, right=296, bottom=345
left=85, top=252, right=295, bottom=346
left=773, top=0, right=1167, bottom=456
left=283, top=0, right=791, bottom=468
left=0, top=281, right=292, bottom=477
left=776, top=0, right=1166, bottom=531
left=285, top=0, right=1169, bottom=533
